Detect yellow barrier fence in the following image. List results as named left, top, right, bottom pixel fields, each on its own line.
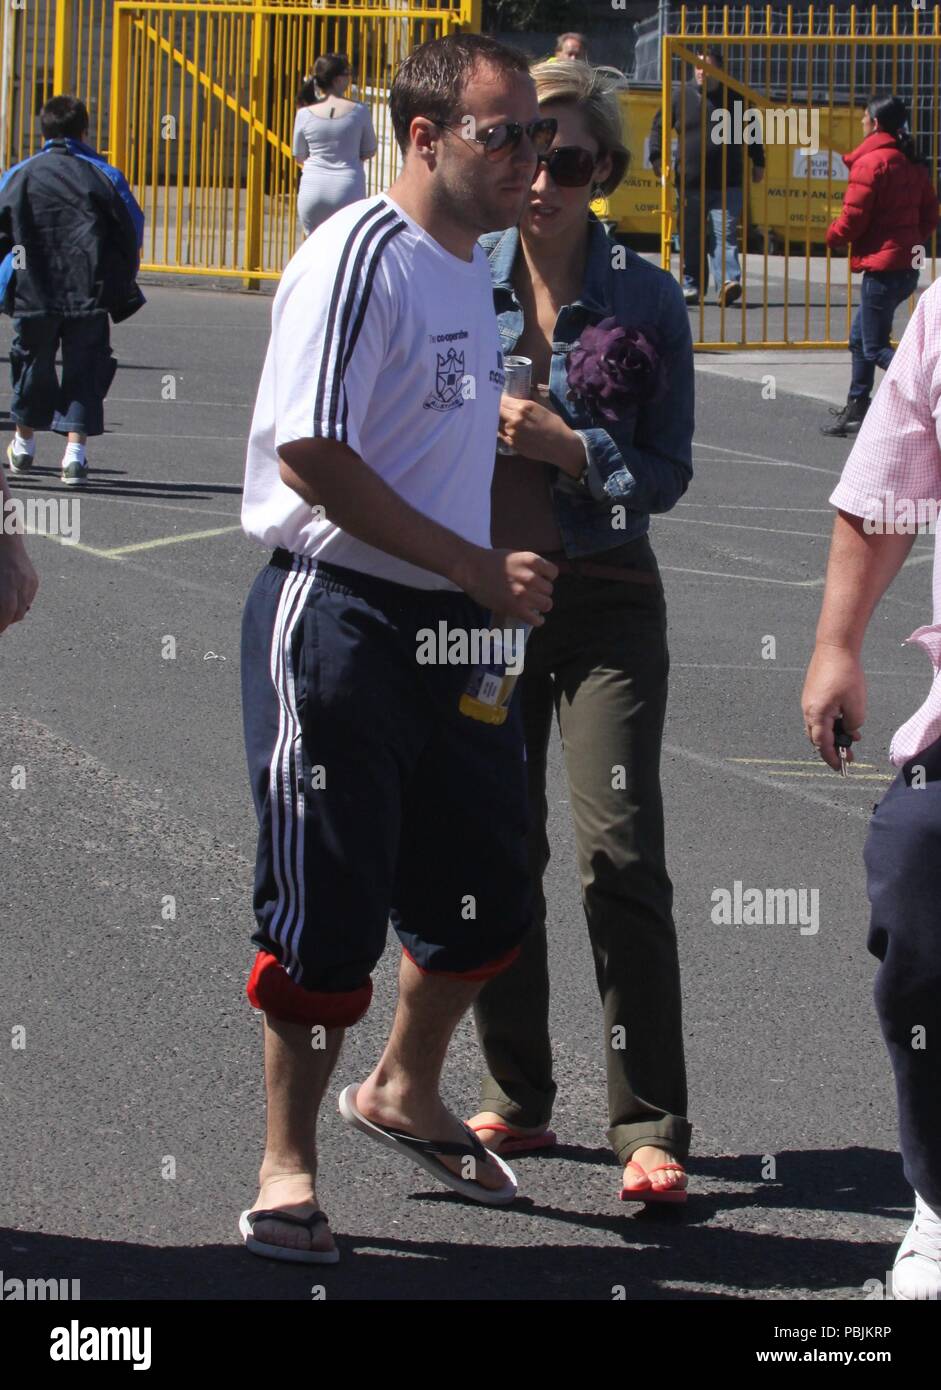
left=0, top=0, right=476, bottom=279
left=0, top=0, right=112, bottom=169
left=108, top=0, right=474, bottom=280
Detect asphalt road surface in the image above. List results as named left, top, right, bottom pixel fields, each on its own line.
left=0, top=281, right=931, bottom=1302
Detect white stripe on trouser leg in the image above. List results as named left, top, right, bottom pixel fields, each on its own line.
left=267, top=557, right=316, bottom=978
left=281, top=562, right=318, bottom=979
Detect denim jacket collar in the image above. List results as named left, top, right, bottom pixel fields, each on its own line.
left=487, top=212, right=611, bottom=318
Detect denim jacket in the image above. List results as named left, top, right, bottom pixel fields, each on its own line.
left=480, top=214, right=694, bottom=557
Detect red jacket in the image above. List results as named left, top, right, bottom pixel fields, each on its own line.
left=826, top=131, right=939, bottom=272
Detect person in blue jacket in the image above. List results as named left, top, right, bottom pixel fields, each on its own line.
left=0, top=95, right=144, bottom=486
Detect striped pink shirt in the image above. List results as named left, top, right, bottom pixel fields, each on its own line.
left=830, top=277, right=941, bottom=766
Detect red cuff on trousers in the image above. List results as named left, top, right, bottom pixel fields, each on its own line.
left=246, top=950, right=372, bottom=1027
left=401, top=944, right=520, bottom=983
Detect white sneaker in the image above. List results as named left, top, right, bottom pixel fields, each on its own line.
left=893, top=1194, right=941, bottom=1299
left=5, top=439, right=33, bottom=474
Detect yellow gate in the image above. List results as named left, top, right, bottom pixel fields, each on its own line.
left=108, top=0, right=474, bottom=280
left=658, top=8, right=941, bottom=349
left=0, top=0, right=114, bottom=168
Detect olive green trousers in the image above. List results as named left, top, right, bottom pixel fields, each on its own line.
left=473, top=540, right=692, bottom=1165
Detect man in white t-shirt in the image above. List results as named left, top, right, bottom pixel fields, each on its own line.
left=238, top=33, right=561, bottom=1262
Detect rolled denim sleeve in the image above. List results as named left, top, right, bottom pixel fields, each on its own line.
left=577, top=276, right=694, bottom=513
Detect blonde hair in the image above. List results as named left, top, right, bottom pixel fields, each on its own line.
left=529, top=59, right=629, bottom=196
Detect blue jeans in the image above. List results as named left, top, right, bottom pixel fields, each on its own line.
left=9, top=313, right=116, bottom=436
left=682, top=187, right=743, bottom=295
left=849, top=269, right=920, bottom=399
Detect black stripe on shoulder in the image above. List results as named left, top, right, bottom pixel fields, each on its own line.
left=338, top=218, right=406, bottom=439
left=313, top=203, right=402, bottom=435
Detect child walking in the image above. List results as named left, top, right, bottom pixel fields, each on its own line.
left=0, top=95, right=144, bottom=485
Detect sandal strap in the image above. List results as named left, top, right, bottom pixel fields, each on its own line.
left=247, top=1208, right=329, bottom=1231
left=380, top=1123, right=489, bottom=1163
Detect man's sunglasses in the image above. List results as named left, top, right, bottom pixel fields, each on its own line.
left=534, top=145, right=598, bottom=188
left=431, top=117, right=558, bottom=159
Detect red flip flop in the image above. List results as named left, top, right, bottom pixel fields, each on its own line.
left=469, top=1122, right=558, bottom=1156
left=619, top=1160, right=688, bottom=1205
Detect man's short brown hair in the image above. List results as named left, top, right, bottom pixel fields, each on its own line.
left=390, top=33, right=530, bottom=156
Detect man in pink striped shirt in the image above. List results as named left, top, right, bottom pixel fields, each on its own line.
left=803, top=276, right=941, bottom=1299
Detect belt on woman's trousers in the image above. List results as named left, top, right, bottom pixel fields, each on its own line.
left=548, top=556, right=660, bottom=586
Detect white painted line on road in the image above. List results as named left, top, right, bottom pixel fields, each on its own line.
left=660, top=550, right=933, bottom=587
left=678, top=502, right=836, bottom=513
left=28, top=524, right=242, bottom=558
left=729, top=757, right=878, bottom=768
left=764, top=770, right=891, bottom=781
left=673, top=662, right=920, bottom=677
left=101, top=525, right=243, bottom=556
left=118, top=322, right=270, bottom=330
left=663, top=739, right=873, bottom=819
left=693, top=441, right=841, bottom=477
left=728, top=757, right=890, bottom=781
left=661, top=563, right=822, bottom=586
left=108, top=397, right=251, bottom=408
left=660, top=515, right=828, bottom=540
left=114, top=432, right=247, bottom=442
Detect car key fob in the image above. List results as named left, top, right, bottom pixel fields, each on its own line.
left=833, top=716, right=853, bottom=777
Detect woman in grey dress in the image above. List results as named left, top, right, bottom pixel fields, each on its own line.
left=293, top=53, right=378, bottom=236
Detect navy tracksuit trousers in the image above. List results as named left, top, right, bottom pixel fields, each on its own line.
left=865, top=732, right=941, bottom=1210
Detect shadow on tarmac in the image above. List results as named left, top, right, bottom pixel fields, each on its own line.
left=0, top=1146, right=910, bottom=1301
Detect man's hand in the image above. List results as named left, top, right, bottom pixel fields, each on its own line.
left=801, top=641, right=866, bottom=771
left=454, top=547, right=558, bottom=627
left=752, top=164, right=765, bottom=184
left=0, top=536, right=39, bottom=635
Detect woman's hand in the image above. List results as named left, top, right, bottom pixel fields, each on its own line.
left=498, top=391, right=584, bottom=477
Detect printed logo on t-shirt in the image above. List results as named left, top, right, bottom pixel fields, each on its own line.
left=423, top=347, right=467, bottom=412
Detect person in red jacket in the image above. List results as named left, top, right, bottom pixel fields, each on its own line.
left=822, top=95, right=939, bottom=437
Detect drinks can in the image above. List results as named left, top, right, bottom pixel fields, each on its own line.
left=495, top=355, right=532, bottom=455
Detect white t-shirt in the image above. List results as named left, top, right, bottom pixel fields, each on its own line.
left=241, top=193, right=506, bottom=588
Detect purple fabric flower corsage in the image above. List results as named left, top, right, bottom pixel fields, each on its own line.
left=566, top=318, right=662, bottom=422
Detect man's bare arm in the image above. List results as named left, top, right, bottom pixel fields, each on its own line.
left=802, top=510, right=915, bottom=768
left=0, top=463, right=39, bottom=634
left=815, top=510, right=916, bottom=654
left=278, top=437, right=557, bottom=624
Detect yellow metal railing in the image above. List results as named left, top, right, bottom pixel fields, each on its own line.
left=1, top=0, right=476, bottom=277
left=108, top=0, right=472, bottom=280
left=6, top=0, right=935, bottom=317
left=661, top=7, right=941, bottom=349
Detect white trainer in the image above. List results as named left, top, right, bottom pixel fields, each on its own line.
left=893, top=1193, right=941, bottom=1299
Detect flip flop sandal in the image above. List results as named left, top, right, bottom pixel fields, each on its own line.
left=468, top=1121, right=558, bottom=1156
left=338, top=1084, right=518, bottom=1206
left=239, top=1207, right=340, bottom=1264
left=619, top=1160, right=688, bottom=1205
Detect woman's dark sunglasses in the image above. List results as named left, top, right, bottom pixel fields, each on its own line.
left=535, top=145, right=598, bottom=188
left=431, top=117, right=558, bottom=159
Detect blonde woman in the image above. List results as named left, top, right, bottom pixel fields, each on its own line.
left=467, top=61, right=695, bottom=1204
